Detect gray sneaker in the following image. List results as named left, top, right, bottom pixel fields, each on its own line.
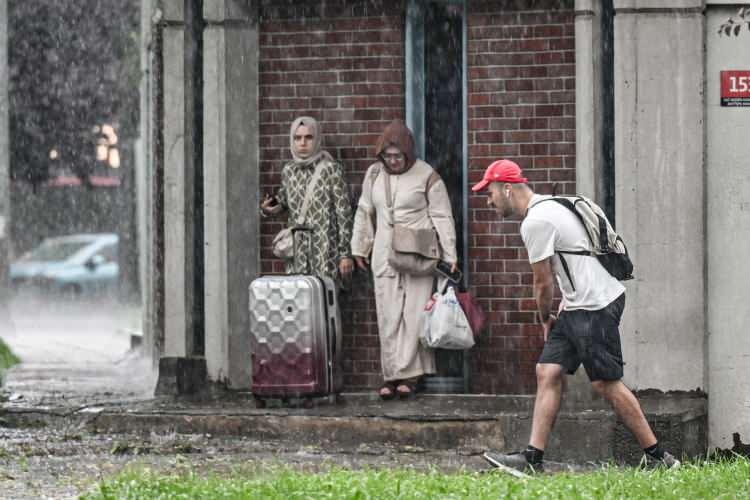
left=482, top=451, right=544, bottom=475
left=641, top=451, right=681, bottom=470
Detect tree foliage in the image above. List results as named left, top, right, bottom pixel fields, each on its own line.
left=719, top=7, right=750, bottom=38
left=8, top=0, right=140, bottom=186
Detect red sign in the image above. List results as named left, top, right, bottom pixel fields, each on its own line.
left=721, top=71, right=750, bottom=107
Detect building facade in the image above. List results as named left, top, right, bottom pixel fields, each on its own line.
left=136, top=0, right=750, bottom=450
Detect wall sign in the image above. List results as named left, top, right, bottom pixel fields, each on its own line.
left=721, top=70, right=750, bottom=107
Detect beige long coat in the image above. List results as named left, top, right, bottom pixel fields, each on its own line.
left=351, top=159, right=458, bottom=382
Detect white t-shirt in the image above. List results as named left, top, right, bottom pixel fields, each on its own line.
left=520, top=194, right=625, bottom=311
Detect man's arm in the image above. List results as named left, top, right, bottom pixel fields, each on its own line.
left=531, top=257, right=556, bottom=339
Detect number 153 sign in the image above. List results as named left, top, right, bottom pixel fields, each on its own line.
left=721, top=71, right=750, bottom=107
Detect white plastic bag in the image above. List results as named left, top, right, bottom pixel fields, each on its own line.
left=421, top=285, right=475, bottom=350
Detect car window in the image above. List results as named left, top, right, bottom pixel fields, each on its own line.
left=97, top=244, right=118, bottom=263
left=21, top=240, right=92, bottom=262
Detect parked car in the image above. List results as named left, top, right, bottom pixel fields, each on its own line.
left=9, top=233, right=119, bottom=296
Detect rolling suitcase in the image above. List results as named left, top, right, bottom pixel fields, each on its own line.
left=248, top=227, right=342, bottom=406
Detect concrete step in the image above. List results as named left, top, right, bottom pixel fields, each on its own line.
left=1, top=393, right=707, bottom=465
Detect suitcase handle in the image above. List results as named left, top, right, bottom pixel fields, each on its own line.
left=290, top=226, right=313, bottom=275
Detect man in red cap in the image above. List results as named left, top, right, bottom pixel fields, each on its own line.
left=471, top=159, right=680, bottom=473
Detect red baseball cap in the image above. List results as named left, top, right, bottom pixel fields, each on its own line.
left=471, top=159, right=528, bottom=192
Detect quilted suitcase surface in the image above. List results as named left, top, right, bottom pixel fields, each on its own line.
left=248, top=274, right=341, bottom=398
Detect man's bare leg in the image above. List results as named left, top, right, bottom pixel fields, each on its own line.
left=529, top=363, right=565, bottom=450
left=591, top=379, right=656, bottom=448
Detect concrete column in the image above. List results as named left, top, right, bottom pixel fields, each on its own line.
left=162, top=0, right=195, bottom=358
left=0, top=0, right=11, bottom=335
left=574, top=0, right=603, bottom=200
left=568, top=0, right=606, bottom=406
left=137, top=0, right=155, bottom=363
left=202, top=0, right=259, bottom=388
left=614, top=0, right=705, bottom=391
left=705, top=3, right=750, bottom=450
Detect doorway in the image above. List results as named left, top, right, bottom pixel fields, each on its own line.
left=406, top=0, right=468, bottom=392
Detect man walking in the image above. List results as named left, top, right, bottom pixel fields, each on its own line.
left=471, top=159, right=680, bottom=473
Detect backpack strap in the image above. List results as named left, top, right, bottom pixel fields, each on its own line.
left=530, top=197, right=595, bottom=255
left=571, top=197, right=608, bottom=251
left=527, top=196, right=590, bottom=292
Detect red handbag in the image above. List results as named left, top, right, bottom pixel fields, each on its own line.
left=440, top=279, right=487, bottom=338
left=455, top=289, right=487, bottom=338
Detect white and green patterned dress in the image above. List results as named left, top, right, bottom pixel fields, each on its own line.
left=276, top=158, right=353, bottom=282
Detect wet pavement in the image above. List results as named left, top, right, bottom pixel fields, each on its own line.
left=0, top=296, right=692, bottom=498
left=0, top=296, right=502, bottom=499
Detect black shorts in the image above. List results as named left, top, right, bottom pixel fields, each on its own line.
left=538, top=293, right=626, bottom=382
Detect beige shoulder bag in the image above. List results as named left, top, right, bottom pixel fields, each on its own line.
left=379, top=167, right=442, bottom=276
left=272, top=161, right=327, bottom=260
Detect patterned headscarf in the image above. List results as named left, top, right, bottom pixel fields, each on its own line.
left=289, top=116, right=333, bottom=168
left=375, top=119, right=417, bottom=174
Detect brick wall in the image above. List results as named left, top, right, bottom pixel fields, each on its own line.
left=466, top=3, right=576, bottom=394
left=258, top=0, right=406, bottom=390
left=257, top=0, right=575, bottom=394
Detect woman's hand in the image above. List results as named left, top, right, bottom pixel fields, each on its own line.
left=354, top=256, right=369, bottom=270
left=339, top=257, right=354, bottom=281
left=260, top=193, right=283, bottom=216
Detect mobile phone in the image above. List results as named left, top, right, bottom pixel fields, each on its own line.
left=436, top=260, right=462, bottom=283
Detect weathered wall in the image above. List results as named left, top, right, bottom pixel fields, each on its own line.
left=614, top=0, right=705, bottom=391
left=706, top=2, right=750, bottom=450
left=257, top=0, right=406, bottom=390
left=257, top=0, right=576, bottom=392
left=0, top=0, right=10, bottom=334
left=466, top=2, right=576, bottom=394
left=202, top=0, right=258, bottom=388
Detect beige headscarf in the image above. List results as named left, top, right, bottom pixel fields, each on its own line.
left=290, top=116, right=333, bottom=168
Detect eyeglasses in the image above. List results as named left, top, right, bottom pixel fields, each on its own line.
left=382, top=153, right=405, bottom=162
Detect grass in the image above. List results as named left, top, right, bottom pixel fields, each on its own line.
left=0, top=337, right=20, bottom=385
left=82, top=457, right=750, bottom=499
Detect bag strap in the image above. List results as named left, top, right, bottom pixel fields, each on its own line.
left=527, top=196, right=585, bottom=291
left=296, top=160, right=327, bottom=225
left=372, top=163, right=442, bottom=230
left=380, top=167, right=441, bottom=211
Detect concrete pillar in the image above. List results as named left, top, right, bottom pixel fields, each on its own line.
left=202, top=0, right=259, bottom=388
left=574, top=0, right=603, bottom=200
left=705, top=3, right=750, bottom=450
left=613, top=0, right=705, bottom=391
left=568, top=0, right=606, bottom=406
left=162, top=0, right=196, bottom=358
left=0, top=0, right=12, bottom=335
left=137, top=0, right=155, bottom=363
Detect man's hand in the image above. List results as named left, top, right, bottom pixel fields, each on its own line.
left=339, top=257, right=354, bottom=281
left=542, top=313, right=557, bottom=342
left=354, top=256, right=369, bottom=270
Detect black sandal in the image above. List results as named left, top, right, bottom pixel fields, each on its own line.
left=396, top=377, right=420, bottom=399
left=379, top=382, right=396, bottom=400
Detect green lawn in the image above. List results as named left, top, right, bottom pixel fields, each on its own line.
left=0, top=337, right=20, bottom=385
left=83, top=457, right=750, bottom=499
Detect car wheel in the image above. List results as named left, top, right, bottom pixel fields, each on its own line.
left=60, top=284, right=82, bottom=299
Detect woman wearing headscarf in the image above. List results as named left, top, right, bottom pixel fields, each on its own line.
left=261, top=116, right=354, bottom=284
left=351, top=119, right=458, bottom=399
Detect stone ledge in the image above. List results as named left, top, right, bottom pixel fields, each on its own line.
left=1, top=392, right=707, bottom=465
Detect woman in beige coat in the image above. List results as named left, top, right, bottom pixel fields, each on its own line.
left=351, top=120, right=458, bottom=399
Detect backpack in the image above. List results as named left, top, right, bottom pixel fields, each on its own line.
left=530, top=196, right=634, bottom=284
